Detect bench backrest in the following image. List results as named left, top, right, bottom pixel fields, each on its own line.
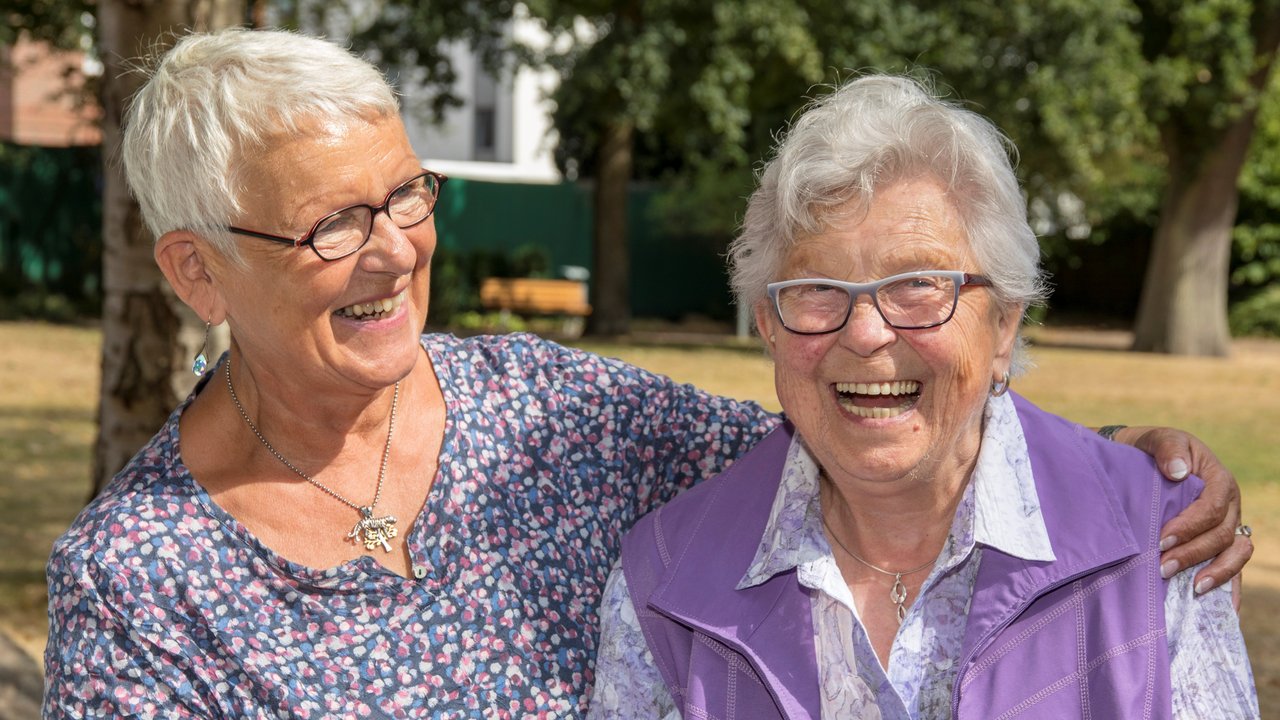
left=479, top=277, right=592, bottom=316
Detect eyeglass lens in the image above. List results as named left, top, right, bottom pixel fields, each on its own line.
left=775, top=274, right=959, bottom=333
left=311, top=173, right=442, bottom=259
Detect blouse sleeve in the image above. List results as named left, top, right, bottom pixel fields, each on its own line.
left=587, top=564, right=681, bottom=720
left=43, top=550, right=211, bottom=718
left=531, top=338, right=780, bottom=520
left=1165, top=560, right=1260, bottom=719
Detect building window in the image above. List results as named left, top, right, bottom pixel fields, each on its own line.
left=474, top=106, right=496, bottom=158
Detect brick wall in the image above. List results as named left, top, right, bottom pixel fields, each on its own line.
left=0, top=37, right=100, bottom=147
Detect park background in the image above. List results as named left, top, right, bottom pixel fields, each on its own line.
left=2, top=0, right=1279, bottom=716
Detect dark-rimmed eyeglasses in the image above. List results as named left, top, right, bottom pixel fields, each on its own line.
left=767, top=270, right=992, bottom=334
left=226, top=170, right=448, bottom=261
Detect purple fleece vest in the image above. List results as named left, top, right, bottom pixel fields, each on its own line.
left=620, top=393, right=1202, bottom=719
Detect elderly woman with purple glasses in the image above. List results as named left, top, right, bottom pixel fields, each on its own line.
left=590, top=76, right=1258, bottom=719
left=44, top=29, right=1250, bottom=717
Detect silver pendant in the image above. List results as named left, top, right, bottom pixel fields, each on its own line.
left=348, top=506, right=398, bottom=553
left=890, top=574, right=908, bottom=623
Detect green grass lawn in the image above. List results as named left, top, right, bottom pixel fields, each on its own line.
left=4, top=321, right=1277, bottom=713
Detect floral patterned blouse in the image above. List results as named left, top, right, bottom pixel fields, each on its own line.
left=44, top=333, right=777, bottom=718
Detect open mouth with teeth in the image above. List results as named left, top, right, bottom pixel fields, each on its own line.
left=834, top=380, right=922, bottom=419
left=335, top=290, right=407, bottom=321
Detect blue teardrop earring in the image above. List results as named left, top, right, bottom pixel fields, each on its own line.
left=191, top=321, right=211, bottom=376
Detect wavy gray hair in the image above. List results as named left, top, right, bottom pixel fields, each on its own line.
left=728, top=75, right=1049, bottom=371
left=122, top=28, right=400, bottom=258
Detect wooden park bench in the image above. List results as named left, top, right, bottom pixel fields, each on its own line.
left=479, top=277, right=591, bottom=336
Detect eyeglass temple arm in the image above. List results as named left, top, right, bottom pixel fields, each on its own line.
left=225, top=226, right=303, bottom=247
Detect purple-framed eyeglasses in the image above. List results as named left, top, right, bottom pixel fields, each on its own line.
left=226, top=170, right=448, bottom=261
left=767, top=270, right=993, bottom=334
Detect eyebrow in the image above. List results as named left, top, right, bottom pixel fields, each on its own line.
left=278, top=169, right=425, bottom=232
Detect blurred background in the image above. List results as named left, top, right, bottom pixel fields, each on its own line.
left=1, top=0, right=1277, bottom=716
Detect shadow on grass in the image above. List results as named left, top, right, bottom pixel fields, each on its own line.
left=0, top=397, right=93, bottom=677
left=0, top=628, right=42, bottom=719
left=1241, top=583, right=1280, bottom=717
left=0, top=406, right=94, bottom=471
left=0, top=405, right=94, bottom=424
left=574, top=335, right=769, bottom=357
left=1024, top=337, right=1133, bottom=354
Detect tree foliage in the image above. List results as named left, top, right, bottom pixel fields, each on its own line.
left=1234, top=69, right=1280, bottom=290
left=15, top=0, right=1280, bottom=345
left=342, top=0, right=830, bottom=333
left=294, top=1, right=1280, bottom=346
left=535, top=0, right=823, bottom=172
left=323, top=0, right=524, bottom=119
left=1, top=0, right=94, bottom=50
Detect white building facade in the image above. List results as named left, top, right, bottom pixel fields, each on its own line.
left=399, top=17, right=563, bottom=185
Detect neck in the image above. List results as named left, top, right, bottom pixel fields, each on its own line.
left=817, top=430, right=981, bottom=570
left=222, top=345, right=411, bottom=468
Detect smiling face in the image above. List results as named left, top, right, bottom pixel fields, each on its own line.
left=205, top=112, right=435, bottom=396
left=756, top=175, right=1020, bottom=487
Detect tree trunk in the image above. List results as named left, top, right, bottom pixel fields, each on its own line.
left=585, top=118, right=635, bottom=337
left=93, top=0, right=242, bottom=494
left=1131, top=5, right=1280, bottom=357
left=1130, top=119, right=1256, bottom=356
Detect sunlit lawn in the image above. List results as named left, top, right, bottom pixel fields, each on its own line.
left=3, top=321, right=1277, bottom=713
left=0, top=323, right=98, bottom=663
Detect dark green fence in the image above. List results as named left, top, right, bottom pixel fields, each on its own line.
left=0, top=146, right=737, bottom=324
left=0, top=142, right=102, bottom=319
left=425, top=177, right=737, bottom=324
left=628, top=185, right=736, bottom=321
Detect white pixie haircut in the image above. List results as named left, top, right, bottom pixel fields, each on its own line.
left=728, top=75, right=1049, bottom=370
left=122, top=28, right=399, bottom=256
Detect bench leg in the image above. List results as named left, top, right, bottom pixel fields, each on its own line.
left=561, top=316, right=585, bottom=339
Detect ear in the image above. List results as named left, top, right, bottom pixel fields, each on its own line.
left=991, top=302, right=1024, bottom=377
left=154, top=230, right=227, bottom=325
left=754, top=300, right=779, bottom=348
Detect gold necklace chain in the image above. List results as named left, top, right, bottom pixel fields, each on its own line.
left=225, top=357, right=401, bottom=553
left=819, top=511, right=938, bottom=624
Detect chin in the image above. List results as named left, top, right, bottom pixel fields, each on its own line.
left=810, top=420, right=930, bottom=480
left=328, top=333, right=422, bottom=388
left=344, top=353, right=418, bottom=391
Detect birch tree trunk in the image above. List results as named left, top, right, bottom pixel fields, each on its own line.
left=93, top=0, right=242, bottom=494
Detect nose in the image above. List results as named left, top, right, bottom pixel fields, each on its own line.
left=838, top=295, right=897, bottom=357
left=359, top=212, right=421, bottom=274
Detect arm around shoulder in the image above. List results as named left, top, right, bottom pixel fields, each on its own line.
left=1165, top=560, right=1260, bottom=719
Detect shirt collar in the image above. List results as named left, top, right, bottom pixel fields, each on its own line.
left=739, top=392, right=1055, bottom=590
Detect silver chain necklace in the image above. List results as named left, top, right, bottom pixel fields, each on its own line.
left=225, top=357, right=401, bottom=553
left=820, top=512, right=937, bottom=624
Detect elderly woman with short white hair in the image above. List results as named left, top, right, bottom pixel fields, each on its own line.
left=590, top=75, right=1258, bottom=719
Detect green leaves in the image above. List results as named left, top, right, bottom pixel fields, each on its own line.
left=3, top=0, right=94, bottom=51
left=336, top=0, right=1280, bottom=292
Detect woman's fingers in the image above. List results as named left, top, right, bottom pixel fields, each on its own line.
left=1116, top=426, right=1247, bottom=593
